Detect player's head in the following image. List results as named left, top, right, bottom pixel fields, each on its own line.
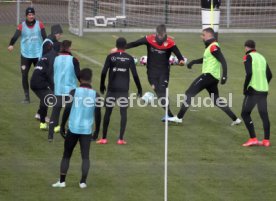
left=51, top=24, right=63, bottom=40
left=80, top=68, right=93, bottom=83
left=156, top=24, right=167, bottom=45
left=116, top=37, right=127, bottom=50
left=25, top=7, right=35, bottom=22
left=60, top=40, right=72, bottom=52
left=201, top=27, right=215, bottom=42
left=244, top=40, right=256, bottom=52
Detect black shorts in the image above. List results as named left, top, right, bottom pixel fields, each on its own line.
left=104, top=91, right=129, bottom=108
left=147, top=73, right=169, bottom=91
left=20, top=55, right=38, bottom=71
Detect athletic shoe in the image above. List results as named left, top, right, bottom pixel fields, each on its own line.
left=35, top=113, right=40, bottom=120
left=35, top=114, right=50, bottom=123
left=52, top=181, right=66, bottom=188
left=117, top=139, right=127, bottom=145
left=231, top=118, right=242, bottom=126
left=161, top=115, right=173, bottom=122
left=40, top=122, right=48, bottom=130
left=242, top=138, right=259, bottom=147
left=96, top=138, right=108, bottom=144
left=79, top=183, right=87, bottom=189
left=167, top=116, right=183, bottom=123
left=54, top=125, right=60, bottom=133
left=259, top=139, right=270, bottom=147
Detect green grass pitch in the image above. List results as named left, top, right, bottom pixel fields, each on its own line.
left=0, top=25, right=276, bottom=201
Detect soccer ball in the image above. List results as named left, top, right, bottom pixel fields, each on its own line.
left=139, top=56, right=147, bottom=65
left=169, top=55, right=178, bottom=65
left=141, top=92, right=155, bottom=104
left=169, top=55, right=188, bottom=65
left=133, top=56, right=138, bottom=65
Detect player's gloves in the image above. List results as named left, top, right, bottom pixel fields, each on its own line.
left=100, top=85, right=106, bottom=94
left=220, top=76, right=227, bottom=85
left=137, top=88, right=142, bottom=97
left=60, top=127, right=66, bottom=139
left=187, top=60, right=196, bottom=69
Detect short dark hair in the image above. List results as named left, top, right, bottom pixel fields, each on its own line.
left=156, top=24, right=166, bottom=36
left=244, top=40, right=256, bottom=49
left=116, top=37, right=127, bottom=49
left=51, top=24, right=63, bottom=35
left=80, top=68, right=92, bottom=82
left=60, top=40, right=72, bottom=52
left=203, top=27, right=215, bottom=36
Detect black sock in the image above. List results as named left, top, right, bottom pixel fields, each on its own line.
left=60, top=174, right=66, bottom=183
left=80, top=176, right=86, bottom=184
left=167, top=108, right=174, bottom=117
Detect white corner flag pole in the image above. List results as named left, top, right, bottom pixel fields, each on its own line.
left=164, top=87, right=169, bottom=201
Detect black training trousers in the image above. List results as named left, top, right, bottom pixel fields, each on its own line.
left=148, top=72, right=173, bottom=117
left=177, top=73, right=237, bottom=121
left=102, top=91, right=128, bottom=140
left=60, top=130, right=92, bottom=183
left=21, top=55, right=38, bottom=98
left=48, top=95, right=70, bottom=140
left=32, top=88, right=53, bottom=123
left=241, top=94, right=270, bottom=139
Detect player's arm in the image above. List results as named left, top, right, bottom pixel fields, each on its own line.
left=39, top=21, right=47, bottom=40
left=211, top=45, right=227, bottom=84
left=73, top=57, right=81, bottom=81
left=187, top=58, right=203, bottom=69
left=44, top=58, right=54, bottom=91
left=8, top=24, right=22, bottom=51
left=171, top=45, right=185, bottom=65
left=100, top=55, right=110, bottom=94
left=60, top=89, right=75, bottom=138
left=129, top=58, right=142, bottom=97
left=266, top=64, right=272, bottom=83
left=126, top=37, right=147, bottom=49
left=243, top=55, right=252, bottom=95
left=91, top=92, right=101, bottom=140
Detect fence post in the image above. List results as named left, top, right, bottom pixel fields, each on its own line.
left=17, top=0, right=20, bottom=25
left=79, top=0, right=83, bottom=36
left=122, top=0, right=126, bottom=16
left=226, top=0, right=231, bottom=28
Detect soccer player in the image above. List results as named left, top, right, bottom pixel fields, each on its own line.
left=48, top=40, right=80, bottom=142
left=8, top=7, right=47, bottom=103
left=52, top=68, right=101, bottom=188
left=96, top=37, right=142, bottom=145
left=34, top=24, right=63, bottom=122
left=112, top=24, right=185, bottom=121
left=168, top=27, right=241, bottom=125
left=31, top=35, right=60, bottom=129
left=241, top=40, right=272, bottom=147
left=40, top=24, right=63, bottom=58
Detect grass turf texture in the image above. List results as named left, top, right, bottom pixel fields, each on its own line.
left=0, top=25, right=276, bottom=201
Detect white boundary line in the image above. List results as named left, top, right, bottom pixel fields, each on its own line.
left=164, top=87, right=169, bottom=201
left=72, top=50, right=103, bottom=67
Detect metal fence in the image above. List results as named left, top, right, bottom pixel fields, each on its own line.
left=0, top=0, right=276, bottom=29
